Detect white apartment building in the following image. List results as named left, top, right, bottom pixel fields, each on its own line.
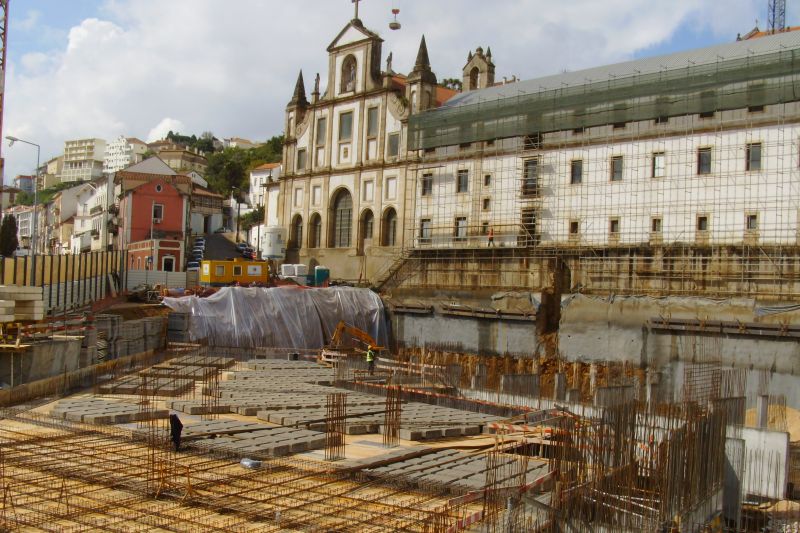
left=103, top=136, right=148, bottom=173
left=249, top=163, right=281, bottom=208
left=71, top=177, right=115, bottom=253
left=62, top=138, right=106, bottom=182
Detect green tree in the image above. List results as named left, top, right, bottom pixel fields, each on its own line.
left=0, top=214, right=19, bottom=257
left=239, top=205, right=264, bottom=231
left=441, top=78, right=463, bottom=91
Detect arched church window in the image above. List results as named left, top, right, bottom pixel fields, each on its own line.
left=341, top=55, right=357, bottom=93
left=329, top=189, right=353, bottom=248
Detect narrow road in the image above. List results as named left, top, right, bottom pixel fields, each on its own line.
left=201, top=233, right=241, bottom=260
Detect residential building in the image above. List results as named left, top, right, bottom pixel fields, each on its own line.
left=223, top=137, right=260, bottom=150
left=6, top=204, right=36, bottom=250
left=44, top=183, right=92, bottom=254
left=190, top=186, right=224, bottom=235
left=115, top=157, right=191, bottom=272
left=70, top=185, right=100, bottom=254
left=148, top=141, right=208, bottom=175
left=62, top=138, right=106, bottom=182
left=104, top=136, right=148, bottom=173
left=278, top=17, right=456, bottom=280
left=0, top=186, right=21, bottom=212
left=13, top=175, right=33, bottom=194
left=249, top=163, right=281, bottom=208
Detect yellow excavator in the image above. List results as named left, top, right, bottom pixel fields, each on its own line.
left=319, top=321, right=384, bottom=364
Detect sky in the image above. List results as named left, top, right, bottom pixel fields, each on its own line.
left=2, top=0, right=796, bottom=184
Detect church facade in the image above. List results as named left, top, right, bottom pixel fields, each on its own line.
left=279, top=17, right=454, bottom=281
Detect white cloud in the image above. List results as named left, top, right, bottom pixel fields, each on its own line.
left=2, top=0, right=767, bottom=181
left=147, top=118, right=186, bottom=143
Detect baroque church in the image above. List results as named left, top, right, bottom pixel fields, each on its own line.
left=279, top=15, right=482, bottom=281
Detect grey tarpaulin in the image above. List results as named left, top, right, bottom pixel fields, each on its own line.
left=162, top=286, right=388, bottom=349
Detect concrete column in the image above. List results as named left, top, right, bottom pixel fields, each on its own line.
left=553, top=373, right=566, bottom=401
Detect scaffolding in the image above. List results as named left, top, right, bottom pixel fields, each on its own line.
left=384, top=33, right=800, bottom=299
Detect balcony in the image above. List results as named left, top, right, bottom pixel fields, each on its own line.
left=90, top=205, right=103, bottom=215
left=90, top=229, right=100, bottom=239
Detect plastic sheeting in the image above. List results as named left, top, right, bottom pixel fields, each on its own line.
left=162, top=286, right=389, bottom=349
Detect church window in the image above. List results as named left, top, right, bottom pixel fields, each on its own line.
left=382, top=208, right=398, bottom=246
left=456, top=170, right=469, bottom=193
left=610, top=155, right=623, bottom=181
left=315, top=118, right=327, bottom=147
left=330, top=189, right=353, bottom=248
left=454, top=217, right=467, bottom=242
left=297, top=149, right=307, bottom=171
left=290, top=214, right=303, bottom=250
left=367, top=107, right=379, bottom=137
left=309, top=213, right=322, bottom=248
left=339, top=112, right=353, bottom=142
left=421, top=174, right=433, bottom=196
left=362, top=180, right=374, bottom=202
left=341, top=55, right=357, bottom=93
left=312, top=185, right=322, bottom=206
left=469, top=67, right=479, bottom=90
left=387, top=133, right=400, bottom=157
left=522, top=158, right=538, bottom=196
left=410, top=91, right=417, bottom=110
left=293, top=188, right=303, bottom=208
left=385, top=177, right=397, bottom=200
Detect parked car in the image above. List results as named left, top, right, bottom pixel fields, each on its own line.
left=236, top=242, right=248, bottom=251
left=193, top=245, right=205, bottom=253
left=185, top=261, right=200, bottom=272
left=243, top=249, right=257, bottom=259
left=214, top=227, right=227, bottom=233
left=192, top=252, right=204, bottom=261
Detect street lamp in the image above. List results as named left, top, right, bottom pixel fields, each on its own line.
left=6, top=136, right=40, bottom=278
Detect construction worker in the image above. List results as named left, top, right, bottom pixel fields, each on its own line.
left=366, top=345, right=376, bottom=375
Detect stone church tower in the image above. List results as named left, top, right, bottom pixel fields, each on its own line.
left=462, top=46, right=495, bottom=91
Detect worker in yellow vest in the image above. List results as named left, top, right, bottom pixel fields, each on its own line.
left=366, top=345, right=375, bottom=375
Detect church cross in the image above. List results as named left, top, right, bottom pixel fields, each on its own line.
left=352, top=0, right=361, bottom=19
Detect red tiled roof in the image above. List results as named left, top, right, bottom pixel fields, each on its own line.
left=193, top=186, right=224, bottom=198
left=740, top=25, right=800, bottom=40
left=390, top=75, right=458, bottom=106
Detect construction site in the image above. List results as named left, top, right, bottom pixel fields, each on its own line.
left=0, top=2, right=799, bottom=533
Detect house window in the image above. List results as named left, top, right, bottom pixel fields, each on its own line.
left=362, top=180, right=374, bottom=202
left=367, top=107, right=379, bottom=138
left=484, top=174, right=491, bottom=187
left=152, top=204, right=164, bottom=220
left=331, top=189, right=353, bottom=248
left=312, top=185, right=322, bottom=206
left=522, top=158, right=538, bottom=195
left=697, top=147, right=712, bottom=175
left=454, top=217, right=467, bottom=242
left=609, top=218, right=620, bottom=234
left=387, top=133, right=400, bottom=157
left=610, top=156, right=623, bottom=182
left=385, top=177, right=397, bottom=200
left=340, top=55, right=356, bottom=93
left=215, top=265, right=225, bottom=276
left=339, top=111, right=353, bottom=142
left=652, top=152, right=665, bottom=178
left=697, top=215, right=708, bottom=231
left=746, top=213, right=758, bottom=230
left=297, top=148, right=307, bottom=171
left=233, top=265, right=242, bottom=276
left=316, top=117, right=327, bottom=146
left=651, top=217, right=662, bottom=233
left=421, top=173, right=433, bottom=196
left=570, top=159, right=583, bottom=185
left=456, top=169, right=469, bottom=193
left=309, top=213, right=322, bottom=248
left=569, top=220, right=580, bottom=235
left=293, top=188, right=303, bottom=208
left=420, top=218, right=432, bottom=244
left=482, top=198, right=490, bottom=211
left=746, top=142, right=762, bottom=171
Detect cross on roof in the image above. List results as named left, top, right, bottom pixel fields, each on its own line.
left=352, top=0, right=361, bottom=19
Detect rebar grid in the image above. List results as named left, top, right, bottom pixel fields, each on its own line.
left=0, top=410, right=478, bottom=532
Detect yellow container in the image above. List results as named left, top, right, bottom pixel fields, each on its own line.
left=199, top=258, right=270, bottom=286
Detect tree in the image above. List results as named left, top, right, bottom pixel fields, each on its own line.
left=239, top=205, right=264, bottom=232
left=441, top=78, right=463, bottom=91
left=0, top=215, right=19, bottom=257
